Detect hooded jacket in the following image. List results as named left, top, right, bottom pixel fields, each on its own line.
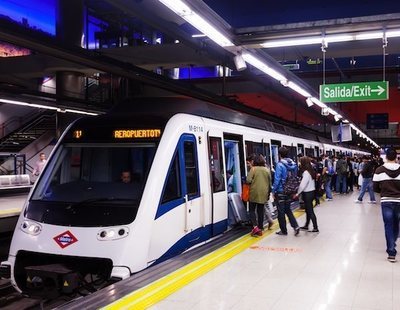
left=272, top=158, right=298, bottom=194
left=373, top=162, right=400, bottom=203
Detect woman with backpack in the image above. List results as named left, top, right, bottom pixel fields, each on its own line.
left=294, top=156, right=319, bottom=232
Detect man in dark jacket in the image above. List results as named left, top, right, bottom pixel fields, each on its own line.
left=373, top=148, right=400, bottom=262
left=272, top=147, right=300, bottom=236
left=335, top=155, right=347, bottom=194
left=355, top=156, right=376, bottom=203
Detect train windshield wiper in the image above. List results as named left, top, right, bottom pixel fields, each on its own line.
left=68, top=197, right=137, bottom=208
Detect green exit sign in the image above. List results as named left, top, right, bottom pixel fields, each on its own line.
left=320, top=81, right=389, bottom=102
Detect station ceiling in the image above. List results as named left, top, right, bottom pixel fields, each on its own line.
left=0, top=0, right=400, bottom=149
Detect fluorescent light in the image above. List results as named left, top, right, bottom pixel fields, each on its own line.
left=386, top=30, right=400, bottom=38
left=287, top=81, right=311, bottom=97
left=261, top=29, right=400, bottom=48
left=0, top=98, right=98, bottom=115
left=310, top=97, right=327, bottom=108
left=65, top=109, right=98, bottom=116
left=0, top=98, right=59, bottom=111
left=192, top=34, right=207, bottom=38
left=326, top=107, right=338, bottom=115
left=306, top=98, right=314, bottom=107
left=355, top=31, right=383, bottom=40
left=158, top=0, right=234, bottom=47
left=261, top=36, right=322, bottom=48
left=242, top=53, right=286, bottom=81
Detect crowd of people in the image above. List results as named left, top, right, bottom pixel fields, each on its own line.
left=244, top=147, right=400, bottom=263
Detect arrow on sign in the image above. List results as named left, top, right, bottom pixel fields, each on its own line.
left=371, top=85, right=385, bottom=96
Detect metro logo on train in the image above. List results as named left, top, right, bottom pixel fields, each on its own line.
left=53, top=231, right=78, bottom=249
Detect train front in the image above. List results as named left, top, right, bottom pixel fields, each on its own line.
left=0, top=116, right=162, bottom=297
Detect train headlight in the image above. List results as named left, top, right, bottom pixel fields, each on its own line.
left=97, top=226, right=129, bottom=241
left=20, top=220, right=42, bottom=236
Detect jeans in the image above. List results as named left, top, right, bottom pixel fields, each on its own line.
left=325, top=176, right=333, bottom=199
left=381, top=202, right=400, bottom=257
left=336, top=173, right=347, bottom=193
left=249, top=202, right=265, bottom=230
left=357, top=177, right=376, bottom=201
left=275, top=193, right=299, bottom=234
left=302, top=191, right=318, bottom=229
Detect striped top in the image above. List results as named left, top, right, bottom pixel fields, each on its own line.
left=373, top=163, right=400, bottom=203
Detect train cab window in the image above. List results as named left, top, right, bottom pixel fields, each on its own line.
left=161, top=153, right=181, bottom=204
left=184, top=141, right=199, bottom=197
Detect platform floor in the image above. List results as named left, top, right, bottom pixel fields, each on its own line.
left=149, top=192, right=399, bottom=310
left=0, top=192, right=27, bottom=218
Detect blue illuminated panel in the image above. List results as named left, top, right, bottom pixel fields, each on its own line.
left=0, top=0, right=55, bottom=35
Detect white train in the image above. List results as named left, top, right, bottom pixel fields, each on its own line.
left=0, top=98, right=368, bottom=297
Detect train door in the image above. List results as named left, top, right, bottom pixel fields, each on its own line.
left=208, top=134, right=228, bottom=236
left=224, top=134, right=245, bottom=195
left=298, top=144, right=304, bottom=156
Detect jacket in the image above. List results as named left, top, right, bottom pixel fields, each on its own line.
left=272, top=158, right=298, bottom=194
left=246, top=166, right=271, bottom=204
left=373, top=162, right=400, bottom=203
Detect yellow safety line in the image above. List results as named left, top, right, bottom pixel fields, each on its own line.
left=0, top=208, right=21, bottom=217
left=103, top=206, right=308, bottom=310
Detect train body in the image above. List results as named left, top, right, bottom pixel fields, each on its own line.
left=0, top=98, right=368, bottom=296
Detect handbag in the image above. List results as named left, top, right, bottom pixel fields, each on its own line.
left=241, top=183, right=250, bottom=202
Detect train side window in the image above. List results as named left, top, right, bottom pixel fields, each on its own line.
left=161, top=153, right=181, bottom=204
left=184, top=141, right=199, bottom=197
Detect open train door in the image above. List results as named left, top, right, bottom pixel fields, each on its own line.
left=207, top=131, right=228, bottom=236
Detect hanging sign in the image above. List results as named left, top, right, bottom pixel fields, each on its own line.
left=320, top=81, right=389, bottom=102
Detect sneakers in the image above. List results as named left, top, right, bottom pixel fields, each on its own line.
left=251, top=227, right=262, bottom=237
left=275, top=231, right=287, bottom=236
left=354, top=199, right=362, bottom=203
left=294, top=227, right=300, bottom=236
left=310, top=228, right=319, bottom=233
left=368, top=201, right=377, bottom=204
left=326, top=198, right=333, bottom=201
left=387, top=256, right=397, bottom=263
left=299, top=226, right=309, bottom=231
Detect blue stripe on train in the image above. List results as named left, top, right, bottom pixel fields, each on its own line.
left=154, top=219, right=228, bottom=265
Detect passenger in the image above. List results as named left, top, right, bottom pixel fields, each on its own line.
left=32, top=152, right=47, bottom=177
left=335, top=155, right=348, bottom=194
left=246, top=154, right=272, bottom=236
left=272, top=147, right=300, bottom=236
left=355, top=156, right=376, bottom=203
left=322, top=154, right=334, bottom=201
left=294, top=157, right=319, bottom=232
left=373, top=148, right=400, bottom=263
left=120, top=171, right=132, bottom=184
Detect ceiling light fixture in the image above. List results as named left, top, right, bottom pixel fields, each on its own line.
left=0, top=98, right=98, bottom=116
left=158, top=0, right=234, bottom=47
left=287, top=81, right=311, bottom=97
left=306, top=97, right=314, bottom=107
left=242, top=53, right=286, bottom=81
left=233, top=54, right=247, bottom=71
left=261, top=29, right=400, bottom=48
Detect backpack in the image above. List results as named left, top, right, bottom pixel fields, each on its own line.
left=281, top=164, right=301, bottom=195
left=336, top=160, right=347, bottom=174
left=325, top=159, right=334, bottom=175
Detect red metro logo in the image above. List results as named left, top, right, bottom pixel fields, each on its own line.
left=53, top=230, right=78, bottom=249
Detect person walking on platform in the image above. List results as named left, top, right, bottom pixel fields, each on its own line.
left=272, top=147, right=300, bottom=236
left=373, top=148, right=400, bottom=263
left=246, top=154, right=272, bottom=236
left=32, top=152, right=47, bottom=178
left=294, top=156, right=319, bottom=232
left=355, top=156, right=376, bottom=203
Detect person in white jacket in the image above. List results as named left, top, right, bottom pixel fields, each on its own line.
left=293, top=156, right=319, bottom=232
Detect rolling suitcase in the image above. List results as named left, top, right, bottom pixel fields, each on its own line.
left=228, top=192, right=249, bottom=224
